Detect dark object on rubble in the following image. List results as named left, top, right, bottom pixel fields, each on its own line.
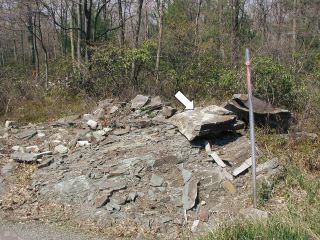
left=223, top=94, right=291, bottom=131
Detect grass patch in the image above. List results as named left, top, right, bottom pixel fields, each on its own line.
left=7, top=93, right=94, bottom=124
left=200, top=218, right=311, bottom=240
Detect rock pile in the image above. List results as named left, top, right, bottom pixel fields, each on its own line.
left=0, top=94, right=283, bottom=239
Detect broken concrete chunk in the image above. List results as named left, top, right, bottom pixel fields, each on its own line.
left=232, top=158, right=252, bottom=177
left=150, top=174, right=164, bottom=187
left=54, top=145, right=69, bottom=154
left=11, top=152, right=38, bottom=163
left=224, top=94, right=291, bottom=131
left=169, top=105, right=236, bottom=141
left=131, top=95, right=150, bottom=109
left=87, top=119, right=98, bottom=130
left=15, top=129, right=37, bottom=140
left=182, top=179, right=199, bottom=210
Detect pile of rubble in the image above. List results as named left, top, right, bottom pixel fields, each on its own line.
left=0, top=94, right=288, bottom=238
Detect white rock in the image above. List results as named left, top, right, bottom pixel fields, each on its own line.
left=87, top=120, right=98, bottom=130
left=5, top=121, right=16, bottom=129
left=11, top=146, right=21, bottom=151
left=54, top=144, right=69, bottom=154
left=109, top=106, right=119, bottom=114
left=37, top=132, right=46, bottom=138
left=83, top=114, right=95, bottom=121
left=191, top=220, right=200, bottom=232
left=77, top=141, right=91, bottom=147
left=26, top=145, right=40, bottom=153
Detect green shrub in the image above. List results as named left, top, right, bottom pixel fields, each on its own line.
left=251, top=57, right=299, bottom=108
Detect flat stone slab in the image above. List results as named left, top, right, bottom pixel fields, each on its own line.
left=15, top=129, right=37, bottom=140
left=182, top=178, right=199, bottom=210
left=150, top=174, right=164, bottom=187
left=11, top=152, right=38, bottom=163
left=131, top=95, right=150, bottom=109
left=169, top=105, right=236, bottom=141
left=224, top=94, right=291, bottom=131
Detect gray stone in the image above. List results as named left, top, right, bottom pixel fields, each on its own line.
left=11, top=152, right=38, bottom=163
left=224, top=94, right=291, bottom=131
left=99, top=180, right=127, bottom=191
left=1, top=162, right=17, bottom=176
left=181, top=169, right=192, bottom=184
left=144, top=96, right=162, bottom=111
left=150, top=174, right=164, bottom=187
left=257, top=158, right=279, bottom=174
left=169, top=105, right=236, bottom=141
left=35, top=151, right=53, bottom=158
left=127, top=192, right=138, bottom=202
left=182, top=178, right=199, bottom=210
left=112, top=126, right=130, bottom=136
left=15, top=129, right=37, bottom=140
left=54, top=175, right=90, bottom=195
left=162, top=106, right=177, bottom=118
left=87, top=119, right=98, bottom=130
left=92, top=130, right=107, bottom=142
left=106, top=201, right=121, bottom=211
left=95, top=191, right=112, bottom=208
left=240, top=208, right=268, bottom=220
left=5, top=121, right=16, bottom=129
left=93, top=108, right=105, bottom=120
left=37, top=158, right=54, bottom=169
left=131, top=95, right=150, bottom=109
left=54, top=145, right=69, bottom=154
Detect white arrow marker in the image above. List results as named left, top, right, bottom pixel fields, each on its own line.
left=175, top=91, right=194, bottom=110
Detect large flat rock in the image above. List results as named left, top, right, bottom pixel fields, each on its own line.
left=223, top=94, right=291, bottom=131
left=169, top=105, right=237, bottom=141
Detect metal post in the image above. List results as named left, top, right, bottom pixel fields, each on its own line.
left=245, top=48, right=257, bottom=208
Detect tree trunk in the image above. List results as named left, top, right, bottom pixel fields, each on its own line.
left=118, top=0, right=125, bottom=47
left=231, top=0, right=240, bottom=68
left=20, top=31, right=25, bottom=65
left=77, top=0, right=82, bottom=65
left=155, top=0, right=164, bottom=84
left=33, top=14, right=39, bottom=82
left=292, top=0, right=297, bottom=51
left=70, top=2, right=75, bottom=71
left=194, top=0, right=202, bottom=46
left=144, top=0, right=149, bottom=40
left=131, top=0, right=144, bottom=82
